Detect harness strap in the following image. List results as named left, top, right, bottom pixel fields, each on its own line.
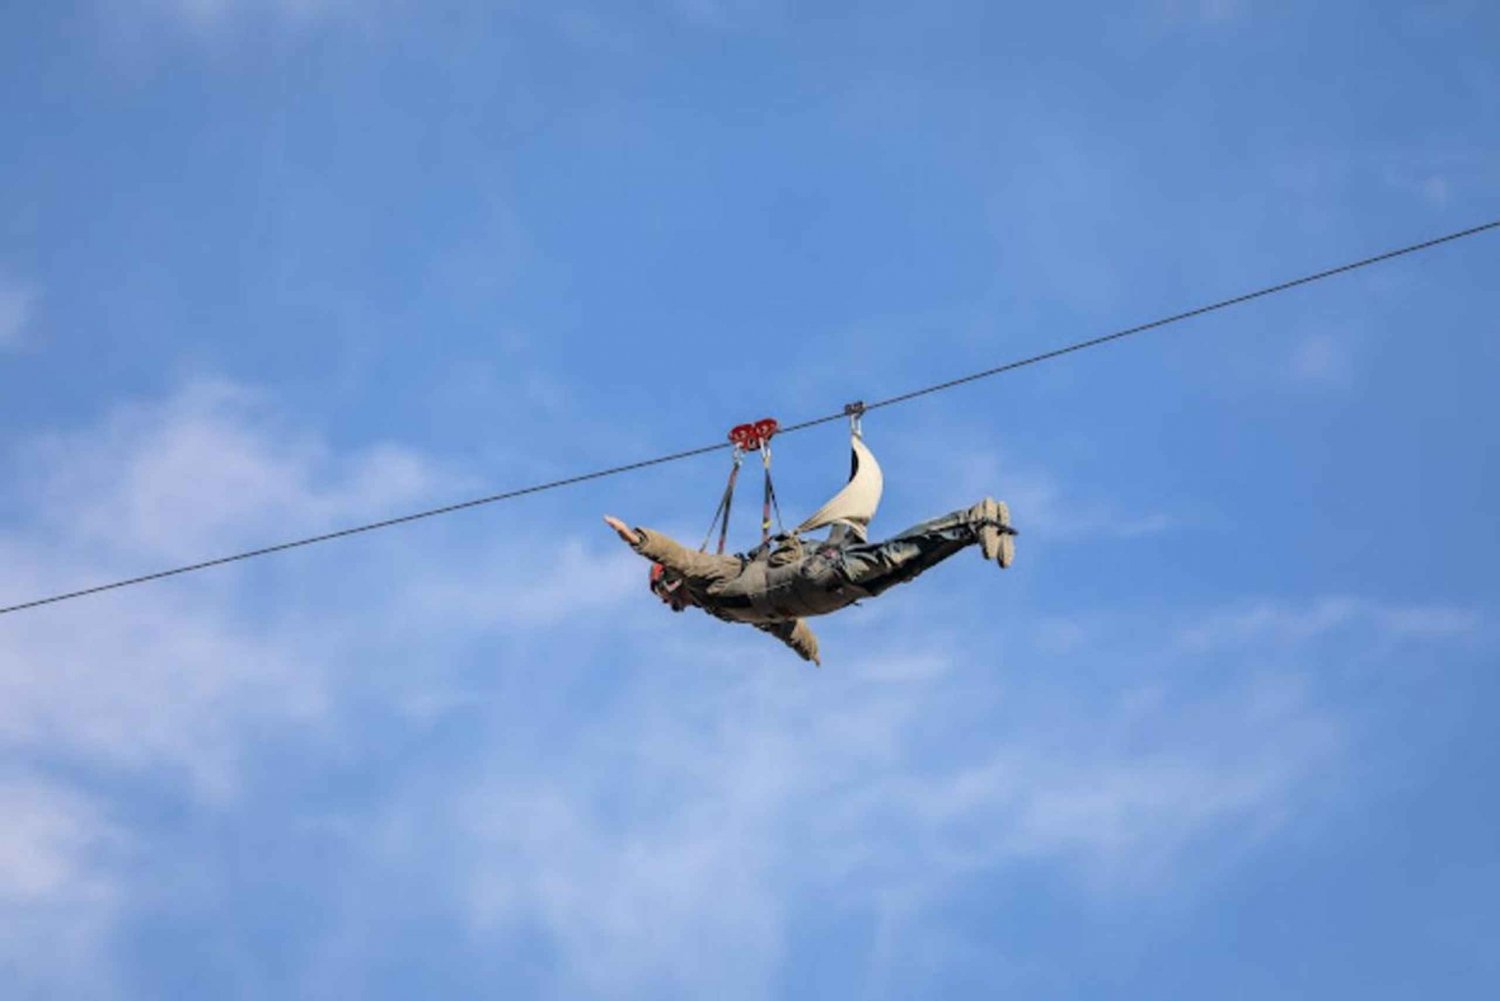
left=719, top=460, right=741, bottom=554
left=699, top=449, right=744, bottom=554
left=759, top=445, right=772, bottom=543
left=759, top=443, right=786, bottom=544
left=707, top=417, right=782, bottom=553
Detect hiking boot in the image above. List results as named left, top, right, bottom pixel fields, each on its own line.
left=974, top=498, right=1016, bottom=569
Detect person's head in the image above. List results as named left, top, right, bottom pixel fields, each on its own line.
left=649, top=563, right=694, bottom=612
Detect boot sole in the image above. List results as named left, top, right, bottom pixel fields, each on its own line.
left=996, top=501, right=1014, bottom=569
left=977, top=499, right=1015, bottom=568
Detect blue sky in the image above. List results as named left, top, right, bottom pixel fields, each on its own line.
left=3, top=1, right=1499, bottom=997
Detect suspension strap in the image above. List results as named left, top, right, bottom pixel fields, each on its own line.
left=724, top=418, right=782, bottom=548
left=703, top=418, right=781, bottom=553
left=699, top=447, right=744, bottom=553
left=759, top=441, right=785, bottom=544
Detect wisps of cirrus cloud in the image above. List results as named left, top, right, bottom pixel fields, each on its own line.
left=15, top=380, right=447, bottom=566
left=945, top=446, right=1183, bottom=541
left=0, top=378, right=664, bottom=993
left=402, top=624, right=1347, bottom=997
left=0, top=380, right=1483, bottom=997
left=0, top=776, right=122, bottom=1000
left=0, top=381, right=453, bottom=985
left=1175, top=594, right=1481, bottom=652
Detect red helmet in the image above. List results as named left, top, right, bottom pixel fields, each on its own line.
left=649, top=563, right=690, bottom=611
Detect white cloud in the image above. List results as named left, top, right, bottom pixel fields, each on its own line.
left=416, top=578, right=1484, bottom=994
left=0, top=275, right=36, bottom=351
left=0, top=380, right=1485, bottom=997
left=951, top=448, right=1181, bottom=541
left=0, top=776, right=117, bottom=906
left=0, top=775, right=122, bottom=1000
left=394, top=635, right=1347, bottom=997
left=1175, top=595, right=1479, bottom=653
left=404, top=537, right=643, bottom=630
left=0, top=385, right=455, bottom=810
left=0, top=387, right=408, bottom=989
left=0, top=378, right=651, bottom=993
left=17, top=379, right=448, bottom=564
left=1, top=383, right=462, bottom=781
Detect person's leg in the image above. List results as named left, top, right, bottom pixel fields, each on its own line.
left=836, top=499, right=1012, bottom=597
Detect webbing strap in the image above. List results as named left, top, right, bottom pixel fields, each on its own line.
left=700, top=452, right=743, bottom=553
left=759, top=444, right=785, bottom=544
left=718, top=462, right=740, bottom=554
left=703, top=418, right=784, bottom=554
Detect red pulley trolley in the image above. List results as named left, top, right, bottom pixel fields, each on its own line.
left=701, top=417, right=784, bottom=554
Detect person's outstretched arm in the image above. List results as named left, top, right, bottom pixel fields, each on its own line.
left=603, top=516, right=740, bottom=583
left=754, top=619, right=821, bottom=666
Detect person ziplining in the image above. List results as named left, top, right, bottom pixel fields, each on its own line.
left=603, top=406, right=1016, bottom=664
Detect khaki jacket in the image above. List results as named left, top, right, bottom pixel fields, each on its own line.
left=631, top=527, right=841, bottom=663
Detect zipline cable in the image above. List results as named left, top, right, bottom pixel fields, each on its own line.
left=3, top=217, right=1497, bottom=617
left=781, top=217, right=1500, bottom=433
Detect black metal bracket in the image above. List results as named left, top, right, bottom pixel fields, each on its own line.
left=843, top=400, right=866, bottom=435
